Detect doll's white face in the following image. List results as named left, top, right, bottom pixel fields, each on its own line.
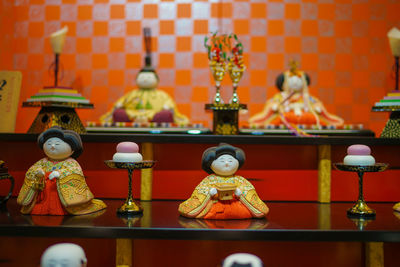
left=211, top=154, right=239, bottom=177
left=287, top=75, right=303, bottom=92
left=222, top=253, right=263, bottom=267
left=43, top=137, right=73, bottom=161
left=41, top=243, right=87, bottom=267
left=136, top=72, right=158, bottom=89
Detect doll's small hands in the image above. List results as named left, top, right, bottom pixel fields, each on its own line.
left=36, top=169, right=45, bottom=178
left=234, top=188, right=242, bottom=197
left=32, top=169, right=45, bottom=191
left=49, top=171, right=60, bottom=180
left=209, top=187, right=218, bottom=197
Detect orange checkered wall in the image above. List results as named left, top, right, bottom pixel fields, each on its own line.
left=2, top=0, right=400, bottom=134
left=0, top=1, right=14, bottom=70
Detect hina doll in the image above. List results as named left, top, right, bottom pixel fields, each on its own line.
left=41, top=243, right=87, bottom=267
left=99, top=68, right=189, bottom=124
left=100, top=28, right=188, bottom=124
left=179, top=144, right=268, bottom=219
left=249, top=61, right=344, bottom=128
left=17, top=126, right=106, bottom=215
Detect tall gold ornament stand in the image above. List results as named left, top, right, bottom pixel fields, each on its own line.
left=22, top=101, right=93, bottom=134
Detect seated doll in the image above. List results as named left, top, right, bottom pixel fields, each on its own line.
left=179, top=144, right=268, bottom=219
left=249, top=62, right=343, bottom=128
left=17, top=126, right=106, bottom=215
left=99, top=67, right=189, bottom=124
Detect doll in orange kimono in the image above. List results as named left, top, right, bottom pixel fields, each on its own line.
left=179, top=144, right=268, bottom=219
left=249, top=62, right=344, bottom=128
left=17, top=126, right=106, bottom=215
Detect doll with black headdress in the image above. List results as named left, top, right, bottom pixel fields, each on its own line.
left=100, top=28, right=189, bottom=124
left=178, top=144, right=268, bottom=219
left=17, top=126, right=106, bottom=215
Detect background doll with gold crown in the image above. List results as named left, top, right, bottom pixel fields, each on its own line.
left=179, top=143, right=268, bottom=219
left=249, top=61, right=344, bottom=129
left=17, top=126, right=106, bottom=215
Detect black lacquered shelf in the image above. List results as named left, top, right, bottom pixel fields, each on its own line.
left=1, top=199, right=400, bottom=242
left=3, top=132, right=400, bottom=146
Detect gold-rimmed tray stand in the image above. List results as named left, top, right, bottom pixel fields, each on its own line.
left=104, top=160, right=155, bottom=216
left=333, top=163, right=388, bottom=218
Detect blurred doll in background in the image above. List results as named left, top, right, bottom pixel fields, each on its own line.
left=100, top=67, right=189, bottom=125
left=249, top=61, right=343, bottom=129
left=100, top=27, right=189, bottom=125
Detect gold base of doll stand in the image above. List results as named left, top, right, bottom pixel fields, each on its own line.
left=347, top=199, right=376, bottom=218
left=333, top=163, right=388, bottom=218
left=372, top=106, right=400, bottom=138
left=104, top=160, right=155, bottom=216
left=205, top=103, right=247, bottom=135
left=23, top=101, right=94, bottom=134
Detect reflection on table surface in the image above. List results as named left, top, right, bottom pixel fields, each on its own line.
left=1, top=199, right=400, bottom=241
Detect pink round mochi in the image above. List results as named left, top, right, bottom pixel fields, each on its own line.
left=347, top=144, right=371, bottom=156
left=116, top=142, right=139, bottom=153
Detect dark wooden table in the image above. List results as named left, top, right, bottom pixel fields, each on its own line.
left=1, top=199, right=399, bottom=266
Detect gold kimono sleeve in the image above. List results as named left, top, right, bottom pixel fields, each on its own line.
left=57, top=173, right=106, bottom=215
left=178, top=190, right=211, bottom=218
left=17, top=159, right=45, bottom=211
left=237, top=177, right=269, bottom=218
left=240, top=190, right=269, bottom=218
left=17, top=178, right=38, bottom=214
left=57, top=173, right=94, bottom=207
left=17, top=177, right=37, bottom=207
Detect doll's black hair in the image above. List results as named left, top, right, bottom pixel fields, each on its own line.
left=37, top=126, right=83, bottom=159
left=201, top=143, right=245, bottom=174
left=275, top=73, right=311, bottom=91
